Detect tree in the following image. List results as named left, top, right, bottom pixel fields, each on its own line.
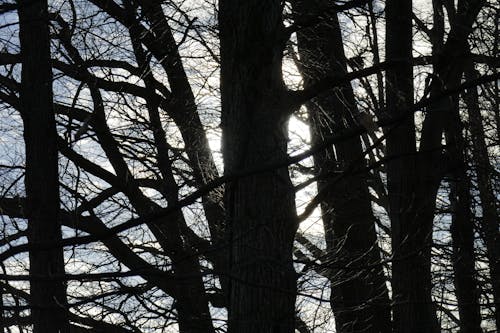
left=463, top=58, right=500, bottom=330
left=219, top=1, right=298, bottom=331
left=292, top=1, right=390, bottom=332
left=18, top=0, right=70, bottom=332
left=384, top=0, right=442, bottom=331
left=0, top=0, right=499, bottom=332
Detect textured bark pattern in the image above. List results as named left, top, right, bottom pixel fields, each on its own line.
left=220, top=1, right=297, bottom=332
left=18, top=0, right=70, bottom=332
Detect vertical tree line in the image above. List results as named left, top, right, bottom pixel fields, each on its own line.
left=292, top=1, right=391, bottom=332
left=0, top=0, right=498, bottom=332
left=219, top=1, right=298, bottom=331
left=18, top=0, right=69, bottom=332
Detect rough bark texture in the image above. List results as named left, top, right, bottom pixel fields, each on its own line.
left=293, top=1, right=391, bottom=332
left=18, top=0, right=70, bottom=332
left=219, top=1, right=297, bottom=332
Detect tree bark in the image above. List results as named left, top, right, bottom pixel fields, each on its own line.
left=293, top=2, right=391, bottom=332
left=385, top=1, right=440, bottom=332
left=417, top=1, right=488, bottom=329
left=426, top=2, right=482, bottom=332
left=445, top=93, right=482, bottom=333
left=385, top=1, right=486, bottom=332
left=18, top=0, right=70, bottom=332
left=219, top=1, right=297, bottom=332
left=464, top=63, right=500, bottom=329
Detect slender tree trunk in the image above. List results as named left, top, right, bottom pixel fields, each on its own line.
left=136, top=0, right=225, bottom=246
left=445, top=95, right=482, bottom=333
left=88, top=86, right=214, bottom=333
left=18, top=0, right=70, bottom=332
left=429, top=3, right=481, bottom=332
left=494, top=11, right=500, bottom=141
left=387, top=1, right=487, bottom=331
left=124, top=5, right=215, bottom=331
left=464, top=64, right=500, bottom=329
left=88, top=0, right=225, bottom=251
left=219, top=1, right=297, bottom=332
left=133, top=2, right=228, bottom=304
left=385, top=1, right=440, bottom=332
left=448, top=175, right=482, bottom=333
left=368, top=0, right=385, bottom=110
left=53, top=12, right=216, bottom=330
left=293, top=2, right=391, bottom=332
left=420, top=2, right=489, bottom=330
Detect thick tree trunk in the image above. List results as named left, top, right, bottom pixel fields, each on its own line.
left=385, top=1, right=440, bottom=332
left=219, top=1, right=297, bottom=332
left=18, top=0, right=70, bottom=332
left=293, top=2, right=391, bottom=332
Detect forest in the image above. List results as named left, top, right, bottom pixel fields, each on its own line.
left=0, top=0, right=498, bottom=332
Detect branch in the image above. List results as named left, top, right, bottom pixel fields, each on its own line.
left=0, top=71, right=497, bottom=259
left=0, top=3, right=16, bottom=14
left=286, top=0, right=371, bottom=36
left=289, top=61, right=391, bottom=107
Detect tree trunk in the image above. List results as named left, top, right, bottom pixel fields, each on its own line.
left=136, top=0, right=225, bottom=247
left=386, top=0, right=486, bottom=331
left=293, top=2, right=391, bottom=332
left=416, top=2, right=489, bottom=330
left=464, top=64, right=500, bottom=329
left=219, top=1, right=297, bottom=332
left=18, top=0, right=70, bottom=332
left=445, top=94, right=482, bottom=333
left=124, top=6, right=216, bottom=331
left=385, top=1, right=440, bottom=332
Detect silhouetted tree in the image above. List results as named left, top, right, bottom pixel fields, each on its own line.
left=18, top=0, right=70, bottom=332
